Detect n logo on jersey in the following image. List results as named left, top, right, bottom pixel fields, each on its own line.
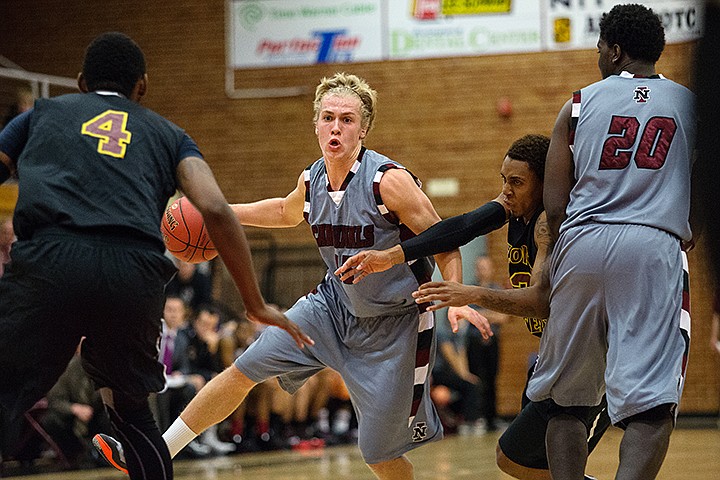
left=412, top=422, right=427, bottom=442
left=633, top=86, right=651, bottom=103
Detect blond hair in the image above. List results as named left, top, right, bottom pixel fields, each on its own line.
left=313, top=72, right=378, bottom=134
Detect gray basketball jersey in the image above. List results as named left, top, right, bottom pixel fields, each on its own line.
left=303, top=147, right=434, bottom=318
left=563, top=72, right=696, bottom=240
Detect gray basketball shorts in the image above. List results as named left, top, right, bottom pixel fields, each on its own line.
left=234, top=288, right=443, bottom=463
left=526, top=223, right=689, bottom=425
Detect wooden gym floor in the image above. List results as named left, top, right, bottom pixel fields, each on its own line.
left=5, top=423, right=719, bottom=479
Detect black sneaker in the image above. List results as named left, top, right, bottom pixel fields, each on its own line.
left=92, top=433, right=128, bottom=474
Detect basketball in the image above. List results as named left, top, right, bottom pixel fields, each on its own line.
left=161, top=197, right=217, bottom=263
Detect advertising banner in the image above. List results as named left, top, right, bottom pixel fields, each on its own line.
left=388, top=0, right=542, bottom=59
left=229, top=0, right=384, bottom=68
left=544, top=0, right=703, bottom=50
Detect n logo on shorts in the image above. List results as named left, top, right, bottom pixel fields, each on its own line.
left=412, top=422, right=427, bottom=442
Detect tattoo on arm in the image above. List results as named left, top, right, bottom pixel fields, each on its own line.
left=535, top=214, right=554, bottom=250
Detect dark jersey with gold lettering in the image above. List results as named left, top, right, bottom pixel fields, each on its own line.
left=507, top=208, right=546, bottom=337
left=11, top=92, right=198, bottom=250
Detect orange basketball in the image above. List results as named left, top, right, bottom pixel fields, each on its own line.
left=161, top=197, right=217, bottom=264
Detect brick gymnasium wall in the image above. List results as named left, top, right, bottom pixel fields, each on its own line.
left=2, top=0, right=716, bottom=416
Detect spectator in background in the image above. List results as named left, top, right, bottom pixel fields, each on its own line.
left=155, top=295, right=211, bottom=458
left=466, top=255, right=507, bottom=433
left=1, top=86, right=34, bottom=129
left=217, top=314, right=276, bottom=451
left=165, top=260, right=213, bottom=313
left=323, top=369, right=356, bottom=444
left=431, top=317, right=485, bottom=435
left=175, top=304, right=235, bottom=455
left=0, top=217, right=13, bottom=278
left=41, top=341, right=111, bottom=469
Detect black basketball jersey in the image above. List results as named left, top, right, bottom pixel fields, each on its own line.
left=507, top=208, right=545, bottom=337
left=13, top=92, right=187, bottom=249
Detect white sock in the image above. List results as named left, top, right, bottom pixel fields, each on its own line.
left=163, top=418, right=199, bottom=458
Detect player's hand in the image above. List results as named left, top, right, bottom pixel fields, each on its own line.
left=247, top=304, right=314, bottom=349
left=334, top=249, right=395, bottom=283
left=447, top=305, right=493, bottom=339
left=71, top=403, right=94, bottom=423
left=413, top=281, right=478, bottom=310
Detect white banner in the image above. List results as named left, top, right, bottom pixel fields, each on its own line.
left=229, top=0, right=384, bottom=68
left=388, top=0, right=542, bottom=59
left=544, top=0, right=703, bottom=50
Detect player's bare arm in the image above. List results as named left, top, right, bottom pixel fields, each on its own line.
left=380, top=168, right=493, bottom=338
left=336, top=193, right=509, bottom=282
left=413, top=267, right=550, bottom=319
left=529, top=211, right=551, bottom=290
left=177, top=157, right=313, bottom=348
left=544, top=99, right=575, bottom=243
left=230, top=172, right=306, bottom=228
left=414, top=211, right=551, bottom=318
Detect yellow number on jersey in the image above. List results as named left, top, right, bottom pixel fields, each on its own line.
left=81, top=110, right=132, bottom=158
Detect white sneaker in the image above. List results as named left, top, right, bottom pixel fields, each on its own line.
left=332, top=409, right=351, bottom=436
left=472, top=419, right=488, bottom=436
left=185, top=439, right=212, bottom=457
left=201, top=425, right=235, bottom=454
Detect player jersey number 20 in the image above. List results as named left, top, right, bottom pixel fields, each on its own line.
left=599, top=115, right=677, bottom=170
left=81, top=109, right=132, bottom=159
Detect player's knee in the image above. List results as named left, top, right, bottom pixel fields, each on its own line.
left=222, top=364, right=257, bottom=390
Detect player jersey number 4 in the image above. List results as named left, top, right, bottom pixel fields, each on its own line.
left=81, top=109, right=132, bottom=159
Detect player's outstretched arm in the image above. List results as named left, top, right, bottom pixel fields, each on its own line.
left=177, top=157, right=313, bottom=349
left=413, top=266, right=550, bottom=319
left=229, top=172, right=306, bottom=228
left=335, top=195, right=509, bottom=282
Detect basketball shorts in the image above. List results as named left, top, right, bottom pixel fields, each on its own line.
left=499, top=374, right=611, bottom=469
left=234, top=280, right=442, bottom=464
left=527, top=223, right=689, bottom=425
left=0, top=229, right=175, bottom=421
